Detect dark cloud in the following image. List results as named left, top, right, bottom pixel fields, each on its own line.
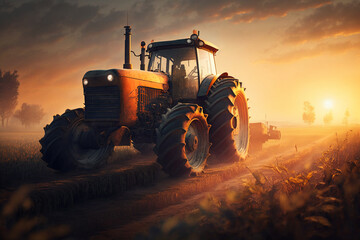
left=81, top=10, right=125, bottom=35
left=0, top=0, right=12, bottom=10
left=163, top=0, right=330, bottom=24
left=0, top=0, right=332, bottom=58
left=81, top=0, right=158, bottom=38
left=0, top=0, right=149, bottom=79
left=0, top=0, right=162, bottom=55
left=285, top=1, right=360, bottom=43
left=0, top=0, right=102, bottom=61
left=151, top=0, right=331, bottom=41
left=0, top=0, right=99, bottom=45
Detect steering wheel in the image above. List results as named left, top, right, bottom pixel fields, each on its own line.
left=187, top=66, right=198, bottom=80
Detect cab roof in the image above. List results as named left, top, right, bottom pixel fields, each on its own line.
left=147, top=38, right=219, bottom=53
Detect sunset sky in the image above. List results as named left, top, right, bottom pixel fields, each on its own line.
left=1, top=0, right=359, bottom=126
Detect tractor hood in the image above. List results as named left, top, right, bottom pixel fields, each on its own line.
left=82, top=69, right=168, bottom=87
left=117, top=69, right=168, bottom=84
left=82, top=69, right=169, bottom=126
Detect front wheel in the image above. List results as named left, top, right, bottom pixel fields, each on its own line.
left=155, top=103, right=210, bottom=176
left=39, top=108, right=114, bottom=171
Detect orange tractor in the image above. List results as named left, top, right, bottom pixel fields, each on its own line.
left=249, top=123, right=281, bottom=153
left=40, top=26, right=249, bottom=176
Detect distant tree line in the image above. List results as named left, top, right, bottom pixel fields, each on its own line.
left=302, top=101, right=350, bottom=125
left=342, top=109, right=350, bottom=125
left=302, top=101, right=315, bottom=125
left=323, top=111, right=333, bottom=125
left=0, top=69, right=45, bottom=128
left=0, top=70, right=19, bottom=127
left=14, top=103, right=45, bottom=128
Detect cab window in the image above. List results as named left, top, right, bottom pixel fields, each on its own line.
left=197, top=49, right=216, bottom=81
left=148, top=47, right=199, bottom=99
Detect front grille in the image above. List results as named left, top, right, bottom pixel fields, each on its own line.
left=84, top=86, right=120, bottom=120
left=138, top=86, right=163, bottom=113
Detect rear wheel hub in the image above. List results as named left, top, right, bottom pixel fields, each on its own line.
left=186, top=134, right=198, bottom=152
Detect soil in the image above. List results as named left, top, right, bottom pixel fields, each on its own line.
left=39, top=126, right=348, bottom=239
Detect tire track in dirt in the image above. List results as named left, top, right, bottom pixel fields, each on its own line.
left=48, top=131, right=338, bottom=239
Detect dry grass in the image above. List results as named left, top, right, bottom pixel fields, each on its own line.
left=26, top=163, right=161, bottom=214
left=0, top=137, right=51, bottom=188
left=0, top=134, right=160, bottom=239
left=0, top=132, right=161, bottom=214
left=1, top=127, right=358, bottom=239
left=137, top=130, right=360, bottom=240
left=0, top=185, right=70, bottom=240
left=0, top=132, right=141, bottom=188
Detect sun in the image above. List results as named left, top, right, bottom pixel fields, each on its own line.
left=324, top=99, right=334, bottom=110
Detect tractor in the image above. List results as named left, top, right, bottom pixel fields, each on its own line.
left=249, top=123, right=281, bottom=153
left=39, top=26, right=249, bottom=176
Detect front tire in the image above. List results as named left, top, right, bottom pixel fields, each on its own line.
left=39, top=108, right=114, bottom=171
left=205, top=78, right=249, bottom=162
left=155, top=103, right=210, bottom=176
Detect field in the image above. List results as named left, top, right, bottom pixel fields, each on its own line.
left=137, top=127, right=360, bottom=240
left=0, top=125, right=359, bottom=239
left=0, top=132, right=141, bottom=189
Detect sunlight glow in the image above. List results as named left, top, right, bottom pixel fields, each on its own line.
left=324, top=99, right=334, bottom=110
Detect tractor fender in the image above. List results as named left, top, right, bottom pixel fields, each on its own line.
left=197, top=72, right=232, bottom=97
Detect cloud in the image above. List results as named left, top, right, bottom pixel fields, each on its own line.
left=227, top=0, right=330, bottom=23
left=284, top=1, right=360, bottom=44
left=162, top=0, right=330, bottom=24
left=0, top=0, right=99, bottom=48
left=0, top=0, right=159, bottom=56
left=0, top=0, right=338, bottom=117
left=0, top=0, right=332, bottom=59
left=261, top=38, right=360, bottom=63
left=0, top=0, right=153, bottom=77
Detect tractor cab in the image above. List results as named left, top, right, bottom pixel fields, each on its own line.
left=147, top=33, right=218, bottom=100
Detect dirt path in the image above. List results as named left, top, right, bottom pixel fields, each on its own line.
left=96, top=133, right=336, bottom=239
left=45, top=127, right=341, bottom=239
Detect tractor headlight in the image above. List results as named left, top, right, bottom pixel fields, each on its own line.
left=187, top=39, right=192, bottom=44
left=190, top=34, right=198, bottom=40
left=83, top=79, right=88, bottom=85
left=107, top=74, right=113, bottom=82
left=148, top=43, right=153, bottom=49
left=198, top=40, right=204, bottom=47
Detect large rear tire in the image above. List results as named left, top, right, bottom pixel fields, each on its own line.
left=155, top=103, right=210, bottom=176
left=39, top=108, right=114, bottom=171
left=205, top=78, right=249, bottom=162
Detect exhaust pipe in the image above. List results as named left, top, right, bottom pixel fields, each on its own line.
left=123, top=25, right=132, bottom=69
left=140, top=41, right=146, bottom=70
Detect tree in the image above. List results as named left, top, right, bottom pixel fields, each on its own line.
left=0, top=70, right=20, bottom=127
left=342, top=109, right=350, bottom=125
left=323, top=111, right=333, bottom=125
left=13, top=103, right=45, bottom=128
left=302, top=101, right=315, bottom=125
